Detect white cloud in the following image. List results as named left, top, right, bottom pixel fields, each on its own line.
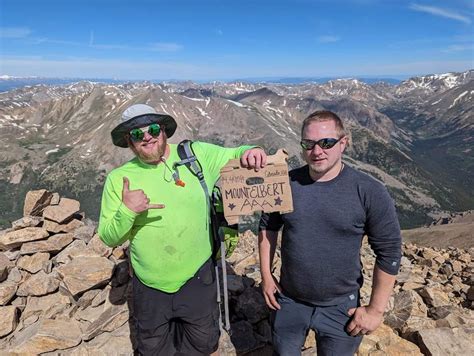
left=0, top=27, right=31, bottom=38
left=353, top=60, right=474, bottom=76
left=22, top=38, right=184, bottom=52
left=149, top=42, right=183, bottom=52
left=91, top=43, right=131, bottom=50
left=0, top=26, right=182, bottom=53
left=409, top=3, right=471, bottom=24
left=443, top=44, right=474, bottom=52
left=2, top=54, right=472, bottom=80
left=0, top=56, right=208, bottom=79
left=317, top=35, right=340, bottom=43
left=388, top=35, right=474, bottom=52
left=452, top=34, right=474, bottom=42
left=89, top=42, right=183, bottom=52
left=30, top=38, right=82, bottom=46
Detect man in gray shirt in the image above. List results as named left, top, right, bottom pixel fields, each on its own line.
left=259, top=110, right=401, bottom=355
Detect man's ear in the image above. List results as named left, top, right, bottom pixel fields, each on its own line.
left=126, top=135, right=135, bottom=150
left=340, top=136, right=349, bottom=153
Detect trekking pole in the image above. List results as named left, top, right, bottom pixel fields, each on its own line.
left=220, top=240, right=231, bottom=334
left=215, top=264, right=224, bottom=332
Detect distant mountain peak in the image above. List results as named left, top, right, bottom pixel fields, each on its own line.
left=396, top=69, right=473, bottom=97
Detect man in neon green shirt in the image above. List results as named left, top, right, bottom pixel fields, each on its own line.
left=98, top=104, right=266, bottom=355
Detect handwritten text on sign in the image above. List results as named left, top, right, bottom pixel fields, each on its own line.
left=220, top=150, right=293, bottom=224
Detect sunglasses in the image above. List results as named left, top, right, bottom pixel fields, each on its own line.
left=129, top=123, right=162, bottom=142
left=300, top=137, right=343, bottom=150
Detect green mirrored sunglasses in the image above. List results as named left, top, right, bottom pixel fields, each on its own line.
left=129, top=123, right=162, bottom=142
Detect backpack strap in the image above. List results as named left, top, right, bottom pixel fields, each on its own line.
left=175, top=140, right=210, bottom=214
left=176, top=141, right=217, bottom=257
left=175, top=140, right=231, bottom=334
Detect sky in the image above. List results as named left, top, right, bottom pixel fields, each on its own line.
left=0, top=0, right=473, bottom=80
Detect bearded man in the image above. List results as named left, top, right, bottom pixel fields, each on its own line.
left=98, top=104, right=266, bottom=355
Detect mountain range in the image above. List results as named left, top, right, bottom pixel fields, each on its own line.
left=0, top=70, right=473, bottom=229
left=0, top=76, right=403, bottom=93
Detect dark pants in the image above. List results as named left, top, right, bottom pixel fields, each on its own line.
left=132, top=259, right=220, bottom=356
left=272, top=292, right=363, bottom=356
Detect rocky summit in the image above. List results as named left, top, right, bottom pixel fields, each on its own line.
left=0, top=189, right=473, bottom=355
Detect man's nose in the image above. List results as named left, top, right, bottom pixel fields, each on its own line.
left=142, top=131, right=153, bottom=140
left=311, top=144, right=324, bottom=155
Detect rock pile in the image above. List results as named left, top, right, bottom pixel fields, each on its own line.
left=0, top=190, right=473, bottom=355
left=356, top=241, right=474, bottom=355
left=0, top=190, right=129, bottom=354
left=428, top=210, right=474, bottom=226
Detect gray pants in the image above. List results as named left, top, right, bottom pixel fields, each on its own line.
left=272, top=292, right=363, bottom=356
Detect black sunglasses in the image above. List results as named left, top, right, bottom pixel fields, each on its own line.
left=129, top=123, right=162, bottom=142
left=300, top=137, right=343, bottom=150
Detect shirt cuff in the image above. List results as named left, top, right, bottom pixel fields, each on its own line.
left=375, top=258, right=401, bottom=275
left=118, top=202, right=138, bottom=219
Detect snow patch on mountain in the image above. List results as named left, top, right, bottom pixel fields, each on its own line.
left=449, top=91, right=468, bottom=109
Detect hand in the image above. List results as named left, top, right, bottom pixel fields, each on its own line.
left=261, top=274, right=282, bottom=310
left=346, top=305, right=384, bottom=336
left=241, top=148, right=267, bottom=172
left=122, top=177, right=165, bottom=213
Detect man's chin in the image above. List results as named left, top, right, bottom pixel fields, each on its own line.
left=309, top=163, right=328, bottom=174
left=141, top=154, right=162, bottom=163
left=130, top=140, right=166, bottom=164
left=137, top=149, right=164, bottom=163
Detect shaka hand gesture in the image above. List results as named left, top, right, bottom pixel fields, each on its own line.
left=122, top=177, right=165, bottom=213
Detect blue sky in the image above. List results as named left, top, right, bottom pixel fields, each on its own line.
left=1, top=0, right=473, bottom=80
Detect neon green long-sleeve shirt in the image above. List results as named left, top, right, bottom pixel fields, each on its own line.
left=98, top=142, right=254, bottom=292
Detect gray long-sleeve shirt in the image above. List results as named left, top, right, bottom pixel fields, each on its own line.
left=259, top=164, right=401, bottom=306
